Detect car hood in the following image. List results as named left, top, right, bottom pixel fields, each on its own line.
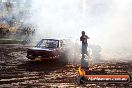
left=28, top=47, right=53, bottom=51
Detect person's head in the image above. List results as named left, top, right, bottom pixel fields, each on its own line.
left=81, top=31, right=85, bottom=36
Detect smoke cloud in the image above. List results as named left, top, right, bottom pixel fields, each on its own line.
left=29, top=0, right=132, bottom=61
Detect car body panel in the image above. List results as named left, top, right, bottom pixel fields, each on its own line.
left=27, top=39, right=64, bottom=61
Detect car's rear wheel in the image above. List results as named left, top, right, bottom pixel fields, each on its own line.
left=58, top=53, right=68, bottom=63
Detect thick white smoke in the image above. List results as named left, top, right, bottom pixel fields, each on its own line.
left=29, top=0, right=132, bottom=61
left=30, top=0, right=83, bottom=40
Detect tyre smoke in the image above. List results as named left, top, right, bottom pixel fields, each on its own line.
left=29, top=0, right=132, bottom=61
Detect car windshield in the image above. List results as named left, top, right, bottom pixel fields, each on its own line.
left=36, top=39, right=59, bottom=48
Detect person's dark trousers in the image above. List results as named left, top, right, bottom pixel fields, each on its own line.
left=81, top=54, right=89, bottom=71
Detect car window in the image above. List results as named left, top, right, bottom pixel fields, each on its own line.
left=37, top=39, right=59, bottom=48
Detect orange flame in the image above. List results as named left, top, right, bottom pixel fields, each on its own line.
left=78, top=65, right=86, bottom=76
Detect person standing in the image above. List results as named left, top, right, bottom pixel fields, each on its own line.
left=80, top=31, right=90, bottom=70
left=80, top=31, right=90, bottom=59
